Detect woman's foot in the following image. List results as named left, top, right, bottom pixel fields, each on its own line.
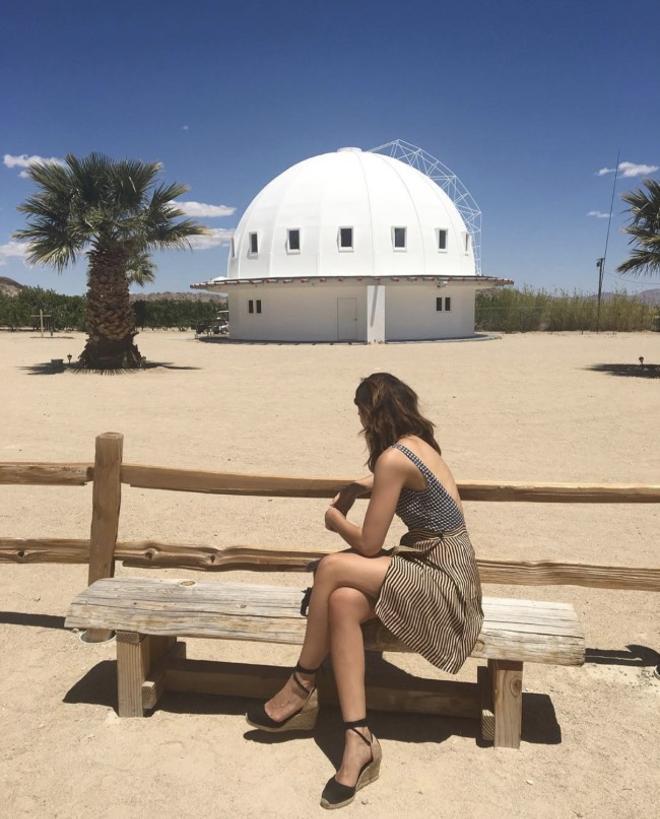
left=320, top=720, right=381, bottom=809
left=245, top=664, right=320, bottom=732
left=335, top=727, right=374, bottom=786
left=263, top=671, right=315, bottom=722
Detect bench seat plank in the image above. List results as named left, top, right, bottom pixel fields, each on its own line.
left=65, top=578, right=585, bottom=666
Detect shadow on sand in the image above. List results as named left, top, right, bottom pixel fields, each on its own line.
left=585, top=363, right=660, bottom=379
left=19, top=360, right=201, bottom=375
left=62, top=653, right=563, bottom=752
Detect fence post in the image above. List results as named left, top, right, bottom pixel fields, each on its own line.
left=83, top=432, right=123, bottom=643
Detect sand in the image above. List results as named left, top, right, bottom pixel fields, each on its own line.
left=1, top=329, right=659, bottom=818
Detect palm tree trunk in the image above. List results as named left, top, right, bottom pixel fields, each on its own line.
left=79, top=247, right=142, bottom=369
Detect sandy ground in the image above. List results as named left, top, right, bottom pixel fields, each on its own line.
left=1, top=329, right=659, bottom=819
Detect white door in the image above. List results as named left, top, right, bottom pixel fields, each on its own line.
left=337, top=297, right=359, bottom=341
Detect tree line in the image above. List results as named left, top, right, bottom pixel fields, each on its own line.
left=2, top=284, right=657, bottom=333
left=475, top=287, right=658, bottom=332
left=0, top=287, right=225, bottom=331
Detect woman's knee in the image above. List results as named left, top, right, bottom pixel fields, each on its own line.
left=315, top=552, right=347, bottom=582
left=328, top=586, right=367, bottom=623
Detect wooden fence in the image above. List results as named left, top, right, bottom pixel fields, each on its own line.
left=2, top=431, right=660, bottom=595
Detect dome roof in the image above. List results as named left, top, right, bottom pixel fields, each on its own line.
left=227, top=147, right=476, bottom=280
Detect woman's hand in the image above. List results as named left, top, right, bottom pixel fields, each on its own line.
left=325, top=506, right=345, bottom=532
left=330, top=483, right=362, bottom=516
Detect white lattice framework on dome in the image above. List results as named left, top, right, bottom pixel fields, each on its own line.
left=370, top=139, right=482, bottom=275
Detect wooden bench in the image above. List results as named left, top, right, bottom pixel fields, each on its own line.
left=65, top=576, right=585, bottom=749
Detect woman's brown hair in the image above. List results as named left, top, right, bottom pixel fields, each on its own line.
left=354, top=372, right=441, bottom=472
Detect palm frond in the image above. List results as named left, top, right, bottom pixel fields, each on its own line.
left=617, top=178, right=660, bottom=278
left=126, top=250, right=156, bottom=286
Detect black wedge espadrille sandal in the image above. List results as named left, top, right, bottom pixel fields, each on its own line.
left=245, top=661, right=320, bottom=732
left=320, top=718, right=382, bottom=810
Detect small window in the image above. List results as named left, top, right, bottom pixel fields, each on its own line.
left=392, top=227, right=406, bottom=250
left=464, top=232, right=470, bottom=253
left=248, top=299, right=254, bottom=314
left=287, top=229, right=300, bottom=252
left=444, top=296, right=451, bottom=312
left=436, top=297, right=443, bottom=312
left=256, top=299, right=262, bottom=314
left=437, top=229, right=447, bottom=251
left=338, top=227, right=353, bottom=250
left=249, top=232, right=259, bottom=255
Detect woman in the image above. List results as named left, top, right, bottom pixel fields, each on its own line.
left=246, top=372, right=484, bottom=809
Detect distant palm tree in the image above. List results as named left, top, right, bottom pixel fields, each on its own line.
left=617, top=178, right=660, bottom=278
left=15, top=153, right=205, bottom=368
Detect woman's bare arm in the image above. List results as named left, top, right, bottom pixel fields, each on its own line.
left=325, top=451, right=405, bottom=556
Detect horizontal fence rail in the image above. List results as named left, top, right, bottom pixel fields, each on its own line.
left=3, top=461, right=660, bottom=502
left=1, top=538, right=659, bottom=592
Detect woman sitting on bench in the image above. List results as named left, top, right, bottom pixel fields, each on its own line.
left=247, top=371, right=484, bottom=809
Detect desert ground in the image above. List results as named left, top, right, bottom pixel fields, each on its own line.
left=1, top=329, right=658, bottom=819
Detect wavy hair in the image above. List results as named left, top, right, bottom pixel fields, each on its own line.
left=354, top=372, right=441, bottom=471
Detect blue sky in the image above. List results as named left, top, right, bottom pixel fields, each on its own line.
left=1, top=0, right=659, bottom=296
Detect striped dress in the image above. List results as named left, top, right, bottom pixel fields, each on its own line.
left=374, top=443, right=484, bottom=674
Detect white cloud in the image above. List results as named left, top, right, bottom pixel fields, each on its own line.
left=595, top=160, right=658, bottom=178
left=587, top=210, right=610, bottom=219
left=181, top=125, right=190, bottom=131
left=175, top=200, right=236, bottom=218
left=0, top=240, right=31, bottom=265
left=618, top=161, right=659, bottom=177
left=4, top=153, right=66, bottom=177
left=188, top=228, right=234, bottom=250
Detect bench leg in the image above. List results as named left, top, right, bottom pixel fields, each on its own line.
left=489, top=659, right=523, bottom=749
left=116, top=631, right=149, bottom=717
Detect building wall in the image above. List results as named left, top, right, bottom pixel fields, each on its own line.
left=228, top=283, right=368, bottom=342
left=227, top=282, right=476, bottom=342
left=385, top=284, right=475, bottom=340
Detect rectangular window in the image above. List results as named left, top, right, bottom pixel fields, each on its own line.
left=392, top=226, right=406, bottom=250
left=338, top=227, right=353, bottom=250
left=436, top=297, right=443, bottom=312
left=444, top=296, right=451, bottom=311
left=249, top=232, right=259, bottom=255
left=287, top=229, right=300, bottom=252
left=256, top=299, right=262, bottom=314
left=248, top=299, right=254, bottom=314
left=464, top=232, right=470, bottom=253
left=437, top=229, right=447, bottom=251
left=436, top=296, right=452, bottom=312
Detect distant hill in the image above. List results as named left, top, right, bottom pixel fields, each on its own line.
left=596, top=289, right=660, bottom=305
left=636, top=288, right=660, bottom=305
left=0, top=276, right=25, bottom=296
left=129, top=290, right=227, bottom=302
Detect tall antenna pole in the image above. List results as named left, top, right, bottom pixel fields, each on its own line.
left=597, top=149, right=620, bottom=332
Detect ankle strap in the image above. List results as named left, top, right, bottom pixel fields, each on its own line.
left=343, top=718, right=371, bottom=746
left=343, top=717, right=368, bottom=728
left=295, top=660, right=320, bottom=675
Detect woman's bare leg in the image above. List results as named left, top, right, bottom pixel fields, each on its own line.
left=328, top=587, right=376, bottom=786
left=263, top=552, right=390, bottom=722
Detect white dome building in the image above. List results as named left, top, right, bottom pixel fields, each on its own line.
left=193, top=141, right=511, bottom=342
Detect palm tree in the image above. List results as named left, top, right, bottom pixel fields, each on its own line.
left=617, top=178, right=660, bottom=278
left=15, top=153, right=205, bottom=368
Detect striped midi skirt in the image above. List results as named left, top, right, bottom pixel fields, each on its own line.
left=374, top=525, right=484, bottom=674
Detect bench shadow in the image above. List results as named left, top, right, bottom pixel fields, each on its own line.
left=62, top=654, right=561, bottom=757
left=64, top=660, right=118, bottom=710
left=0, top=611, right=66, bottom=629
left=585, top=363, right=660, bottom=379
left=585, top=644, right=659, bottom=667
